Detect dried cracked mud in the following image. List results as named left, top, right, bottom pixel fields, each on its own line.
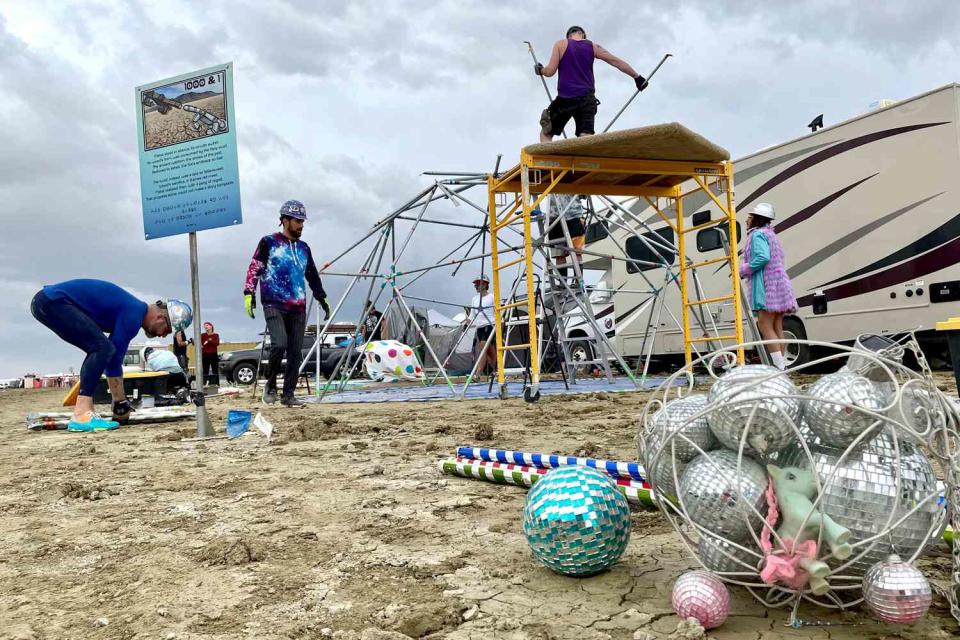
left=0, top=383, right=957, bottom=639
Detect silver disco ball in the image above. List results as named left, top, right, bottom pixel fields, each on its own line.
left=803, top=371, right=886, bottom=448
left=646, top=394, right=716, bottom=463
left=776, top=430, right=941, bottom=577
left=643, top=394, right=715, bottom=500
left=697, top=533, right=760, bottom=575
left=678, top=449, right=768, bottom=543
left=706, top=365, right=801, bottom=458
left=650, top=457, right=686, bottom=502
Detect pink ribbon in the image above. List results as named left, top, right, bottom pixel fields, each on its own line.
left=759, top=476, right=818, bottom=590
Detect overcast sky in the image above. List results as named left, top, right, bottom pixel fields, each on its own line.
left=2, top=0, right=959, bottom=378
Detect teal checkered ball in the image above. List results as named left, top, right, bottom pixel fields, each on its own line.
left=522, top=466, right=632, bottom=576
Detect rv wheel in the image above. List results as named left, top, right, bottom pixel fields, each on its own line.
left=569, top=340, right=593, bottom=365
left=782, top=316, right=810, bottom=368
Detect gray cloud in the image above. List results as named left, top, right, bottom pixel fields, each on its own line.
left=1, top=1, right=959, bottom=376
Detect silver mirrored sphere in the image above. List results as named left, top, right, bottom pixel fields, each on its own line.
left=646, top=394, right=716, bottom=463
left=803, top=371, right=886, bottom=448
left=776, top=430, right=940, bottom=577
left=679, top=449, right=768, bottom=543
left=707, top=365, right=800, bottom=458
left=697, top=533, right=760, bottom=575
left=643, top=394, right=715, bottom=500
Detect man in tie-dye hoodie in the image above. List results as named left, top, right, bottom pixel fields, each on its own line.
left=244, top=200, right=330, bottom=406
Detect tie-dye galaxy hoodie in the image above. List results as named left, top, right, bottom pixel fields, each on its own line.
left=244, top=232, right=326, bottom=312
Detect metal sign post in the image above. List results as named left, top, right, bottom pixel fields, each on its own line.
left=189, top=232, right=215, bottom=437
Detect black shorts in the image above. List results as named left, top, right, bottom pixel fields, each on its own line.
left=545, top=94, right=599, bottom=137
left=476, top=325, right=493, bottom=343
left=548, top=217, right=586, bottom=240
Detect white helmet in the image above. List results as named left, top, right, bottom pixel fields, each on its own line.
left=748, top=202, right=775, bottom=220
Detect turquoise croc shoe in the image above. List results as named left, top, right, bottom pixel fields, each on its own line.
left=67, top=414, right=120, bottom=432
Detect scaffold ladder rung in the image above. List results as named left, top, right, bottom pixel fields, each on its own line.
left=684, top=294, right=734, bottom=307
left=689, top=334, right=738, bottom=343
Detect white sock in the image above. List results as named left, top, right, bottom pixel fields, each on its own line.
left=771, top=351, right=785, bottom=370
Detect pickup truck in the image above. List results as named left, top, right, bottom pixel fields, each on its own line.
left=219, top=335, right=364, bottom=385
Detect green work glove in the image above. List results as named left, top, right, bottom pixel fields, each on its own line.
left=320, top=298, right=331, bottom=321
left=245, top=294, right=256, bottom=319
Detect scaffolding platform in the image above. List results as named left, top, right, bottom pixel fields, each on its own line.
left=488, top=122, right=746, bottom=399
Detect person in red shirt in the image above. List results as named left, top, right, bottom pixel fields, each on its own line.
left=200, top=322, right=221, bottom=385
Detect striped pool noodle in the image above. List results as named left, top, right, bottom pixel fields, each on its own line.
left=440, top=457, right=655, bottom=508
left=456, top=446, right=647, bottom=481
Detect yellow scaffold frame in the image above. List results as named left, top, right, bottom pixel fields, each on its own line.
left=488, top=150, right=745, bottom=391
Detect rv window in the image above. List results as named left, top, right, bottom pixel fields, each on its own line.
left=585, top=220, right=609, bottom=244
left=626, top=228, right=675, bottom=273
left=696, top=223, right=741, bottom=252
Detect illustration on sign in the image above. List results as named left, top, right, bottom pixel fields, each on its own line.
left=136, top=62, right=242, bottom=239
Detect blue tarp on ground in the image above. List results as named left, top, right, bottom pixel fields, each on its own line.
left=303, top=376, right=679, bottom=404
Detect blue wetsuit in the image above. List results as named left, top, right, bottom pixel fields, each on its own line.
left=31, top=279, right=147, bottom=396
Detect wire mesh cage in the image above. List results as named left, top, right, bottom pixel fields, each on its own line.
left=637, top=333, right=960, bottom=624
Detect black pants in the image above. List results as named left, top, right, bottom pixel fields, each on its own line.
left=167, top=372, right=188, bottom=391
left=264, top=307, right=306, bottom=397
left=201, top=353, right=220, bottom=385
left=31, top=291, right=115, bottom=396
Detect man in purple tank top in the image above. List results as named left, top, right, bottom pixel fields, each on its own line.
left=535, top=26, right=647, bottom=142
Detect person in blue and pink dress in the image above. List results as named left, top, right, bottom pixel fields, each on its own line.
left=739, top=203, right=798, bottom=371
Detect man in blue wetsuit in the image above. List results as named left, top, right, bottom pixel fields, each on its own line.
left=244, top=200, right=330, bottom=407
left=30, top=279, right=192, bottom=432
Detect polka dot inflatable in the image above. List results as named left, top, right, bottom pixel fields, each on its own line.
left=363, top=340, right=424, bottom=382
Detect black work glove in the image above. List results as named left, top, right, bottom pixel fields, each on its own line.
left=321, top=298, right=332, bottom=321
left=534, top=63, right=544, bottom=76
left=112, top=399, right=135, bottom=425
left=635, top=74, right=649, bottom=91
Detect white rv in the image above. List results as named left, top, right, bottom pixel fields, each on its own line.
left=583, top=83, right=960, bottom=367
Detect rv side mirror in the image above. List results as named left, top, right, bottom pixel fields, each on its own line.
left=813, top=291, right=827, bottom=315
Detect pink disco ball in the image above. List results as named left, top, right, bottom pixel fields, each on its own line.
left=671, top=570, right=730, bottom=629
left=862, top=555, right=932, bottom=624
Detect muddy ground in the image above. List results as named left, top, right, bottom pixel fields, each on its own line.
left=0, top=379, right=958, bottom=640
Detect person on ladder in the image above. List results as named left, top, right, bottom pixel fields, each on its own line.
left=534, top=25, right=648, bottom=142
left=546, top=194, right=587, bottom=288
left=464, top=276, right=496, bottom=377
left=244, top=200, right=331, bottom=406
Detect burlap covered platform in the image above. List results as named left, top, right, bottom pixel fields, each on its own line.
left=524, top=122, right=730, bottom=162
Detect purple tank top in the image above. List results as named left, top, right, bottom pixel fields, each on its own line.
left=557, top=39, right=595, bottom=98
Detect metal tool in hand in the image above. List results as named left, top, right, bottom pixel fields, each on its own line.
left=525, top=40, right=567, bottom=139
left=602, top=53, right=673, bottom=133
left=524, top=40, right=554, bottom=103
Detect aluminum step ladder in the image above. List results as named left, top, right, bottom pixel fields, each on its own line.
left=537, top=204, right=615, bottom=384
